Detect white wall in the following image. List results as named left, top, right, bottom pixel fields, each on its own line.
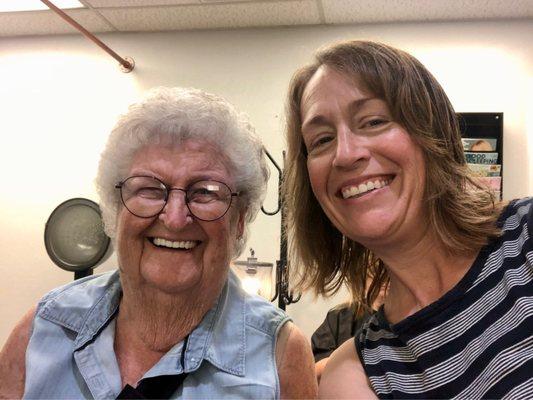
left=1, top=20, right=531, bottom=346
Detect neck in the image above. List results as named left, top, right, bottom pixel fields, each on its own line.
left=371, top=227, right=479, bottom=324
left=114, top=281, right=220, bottom=387
left=117, top=276, right=219, bottom=351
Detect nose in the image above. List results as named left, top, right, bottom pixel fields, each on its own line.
left=332, top=126, right=371, bottom=169
left=158, top=189, right=193, bottom=230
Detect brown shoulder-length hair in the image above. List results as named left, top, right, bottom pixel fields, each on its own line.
left=283, top=40, right=502, bottom=312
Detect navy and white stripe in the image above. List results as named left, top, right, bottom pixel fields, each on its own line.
left=356, top=198, right=533, bottom=399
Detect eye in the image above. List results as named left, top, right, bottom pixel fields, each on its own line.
left=307, top=134, right=334, bottom=153
left=188, top=185, right=225, bottom=203
left=190, top=189, right=215, bottom=201
left=361, top=117, right=389, bottom=129
left=135, top=187, right=165, bottom=200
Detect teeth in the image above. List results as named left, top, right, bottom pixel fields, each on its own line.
left=341, top=179, right=390, bottom=199
left=153, top=238, right=197, bottom=249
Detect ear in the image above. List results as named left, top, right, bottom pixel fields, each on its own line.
left=236, top=208, right=247, bottom=239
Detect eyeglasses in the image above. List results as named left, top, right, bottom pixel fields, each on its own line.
left=115, top=175, right=239, bottom=221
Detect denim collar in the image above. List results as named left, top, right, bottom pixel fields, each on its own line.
left=38, top=270, right=246, bottom=377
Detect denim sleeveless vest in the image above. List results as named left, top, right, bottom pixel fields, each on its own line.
left=23, top=270, right=289, bottom=399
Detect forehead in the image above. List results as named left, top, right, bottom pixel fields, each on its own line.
left=300, top=66, right=370, bottom=116
left=129, top=139, right=233, bottom=182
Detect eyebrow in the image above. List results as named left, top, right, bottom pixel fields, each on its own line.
left=128, top=169, right=230, bottom=186
left=301, top=97, right=379, bottom=133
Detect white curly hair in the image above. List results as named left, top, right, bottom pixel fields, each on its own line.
left=95, top=87, right=269, bottom=258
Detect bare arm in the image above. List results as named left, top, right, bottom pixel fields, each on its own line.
left=0, top=308, right=36, bottom=399
left=276, top=321, right=318, bottom=399
left=319, top=339, right=377, bottom=399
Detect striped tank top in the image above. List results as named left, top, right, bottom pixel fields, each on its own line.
left=356, top=197, right=533, bottom=399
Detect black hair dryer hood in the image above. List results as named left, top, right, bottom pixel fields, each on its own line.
left=45, top=198, right=112, bottom=280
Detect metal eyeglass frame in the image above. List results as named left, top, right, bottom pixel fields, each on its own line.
left=115, top=175, right=239, bottom=222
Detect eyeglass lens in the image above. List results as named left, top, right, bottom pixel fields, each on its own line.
left=119, top=176, right=234, bottom=221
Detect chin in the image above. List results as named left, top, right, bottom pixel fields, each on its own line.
left=141, top=266, right=203, bottom=295
left=340, top=212, right=398, bottom=245
left=346, top=228, right=391, bottom=244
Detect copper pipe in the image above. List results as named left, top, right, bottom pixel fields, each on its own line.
left=40, top=0, right=134, bottom=72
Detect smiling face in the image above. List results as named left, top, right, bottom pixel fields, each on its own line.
left=300, top=66, right=427, bottom=251
left=115, top=139, right=244, bottom=295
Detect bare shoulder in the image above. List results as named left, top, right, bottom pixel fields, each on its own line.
left=0, top=307, right=36, bottom=399
left=318, top=339, right=377, bottom=399
left=276, top=321, right=318, bottom=399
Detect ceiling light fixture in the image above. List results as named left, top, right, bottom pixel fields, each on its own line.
left=0, top=0, right=84, bottom=13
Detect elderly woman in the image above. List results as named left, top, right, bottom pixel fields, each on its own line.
left=284, top=40, right=533, bottom=398
left=0, top=87, right=317, bottom=399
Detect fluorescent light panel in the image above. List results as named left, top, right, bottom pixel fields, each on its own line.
left=0, top=0, right=85, bottom=13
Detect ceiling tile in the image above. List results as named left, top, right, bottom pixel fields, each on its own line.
left=1, top=0, right=530, bottom=37
left=0, top=9, right=114, bottom=37
left=321, top=0, right=533, bottom=24
left=99, top=0, right=320, bottom=31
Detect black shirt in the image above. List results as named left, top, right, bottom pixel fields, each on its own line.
left=311, top=305, right=369, bottom=362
